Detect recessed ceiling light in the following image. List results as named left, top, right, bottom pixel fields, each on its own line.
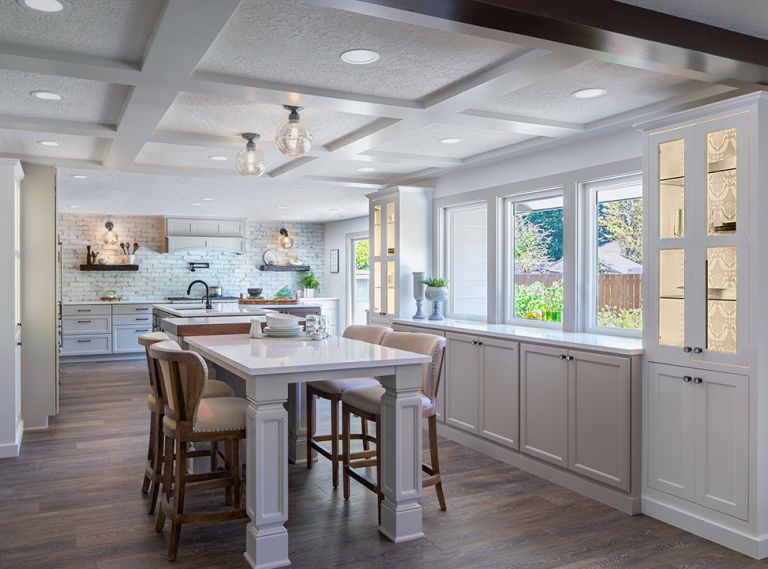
left=357, top=167, right=375, bottom=173
left=202, top=197, right=214, bottom=201
left=440, top=138, right=461, bottom=145
left=571, top=88, right=607, bottom=99
left=277, top=206, right=290, bottom=210
left=68, top=204, right=78, bottom=208
left=71, top=174, right=87, bottom=179
left=37, top=140, right=60, bottom=147
left=328, top=208, right=339, bottom=212
left=191, top=202, right=202, bottom=207
left=30, top=90, right=62, bottom=101
left=340, top=49, right=380, bottom=65
left=208, top=155, right=228, bottom=161
left=18, top=0, right=67, bottom=13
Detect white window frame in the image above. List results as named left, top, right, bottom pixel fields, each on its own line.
left=503, top=187, right=564, bottom=328
left=579, top=172, right=643, bottom=337
left=443, top=201, right=488, bottom=321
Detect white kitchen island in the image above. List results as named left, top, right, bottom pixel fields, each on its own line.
left=184, top=333, right=430, bottom=569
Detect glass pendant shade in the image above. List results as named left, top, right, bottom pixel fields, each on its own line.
left=276, top=105, right=312, bottom=157
left=102, top=221, right=118, bottom=244
left=236, top=133, right=266, bottom=176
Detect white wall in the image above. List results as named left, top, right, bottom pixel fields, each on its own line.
left=433, top=128, right=642, bottom=198
left=323, top=216, right=368, bottom=330
left=20, top=163, right=57, bottom=430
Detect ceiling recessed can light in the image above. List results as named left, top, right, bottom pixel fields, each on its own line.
left=30, top=90, right=62, bottom=101
left=571, top=88, right=607, bottom=99
left=202, top=197, right=214, bottom=201
left=71, top=174, right=87, bottom=179
left=357, top=167, right=375, bottom=173
left=340, top=49, right=380, bottom=65
left=191, top=202, right=202, bottom=207
left=68, top=204, right=78, bottom=208
left=18, top=0, right=67, bottom=13
left=37, top=140, right=60, bottom=147
left=208, top=155, right=228, bottom=161
left=440, top=137, right=462, bottom=145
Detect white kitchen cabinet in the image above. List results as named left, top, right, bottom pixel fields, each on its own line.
left=113, top=324, right=153, bottom=354
left=479, top=338, right=519, bottom=449
left=62, top=315, right=111, bottom=334
left=166, top=217, right=246, bottom=238
left=61, top=335, right=111, bottom=355
left=112, top=303, right=153, bottom=315
left=648, top=362, right=748, bottom=519
left=445, top=332, right=479, bottom=432
left=62, top=304, right=111, bottom=316
left=113, top=313, right=153, bottom=326
left=300, top=298, right=339, bottom=336
left=520, top=344, right=569, bottom=467
left=166, top=235, right=244, bottom=254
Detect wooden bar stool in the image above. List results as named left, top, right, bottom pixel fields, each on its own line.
left=139, top=332, right=235, bottom=516
left=341, top=332, right=447, bottom=511
left=149, top=340, right=249, bottom=561
left=306, top=324, right=391, bottom=488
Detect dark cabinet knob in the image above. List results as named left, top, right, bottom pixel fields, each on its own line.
left=683, top=346, right=692, bottom=353
left=560, top=354, right=567, bottom=359
left=567, top=355, right=574, bottom=361
left=693, top=347, right=703, bottom=354
left=683, top=376, right=692, bottom=382
left=693, top=377, right=703, bottom=384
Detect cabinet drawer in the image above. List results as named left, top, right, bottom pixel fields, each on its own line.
left=62, top=315, right=111, bottom=334
left=113, top=325, right=153, bottom=353
left=62, top=304, right=111, bottom=316
left=61, top=334, right=111, bottom=355
left=113, top=314, right=153, bottom=325
left=112, top=304, right=154, bottom=315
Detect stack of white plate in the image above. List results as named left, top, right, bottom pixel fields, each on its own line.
left=264, top=313, right=302, bottom=337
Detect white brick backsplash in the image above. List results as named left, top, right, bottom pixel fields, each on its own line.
left=59, top=214, right=325, bottom=302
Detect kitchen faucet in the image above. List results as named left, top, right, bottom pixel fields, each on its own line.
left=187, top=280, right=212, bottom=310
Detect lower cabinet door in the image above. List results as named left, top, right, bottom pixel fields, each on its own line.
left=520, top=343, right=569, bottom=466
left=479, top=338, right=519, bottom=449
left=61, top=334, right=111, bottom=355
left=445, top=333, right=479, bottom=432
left=694, top=369, right=749, bottom=520
left=647, top=362, right=695, bottom=501
left=113, top=325, right=152, bottom=354
left=568, top=350, right=630, bottom=490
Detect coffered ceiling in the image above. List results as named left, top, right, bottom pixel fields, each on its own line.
left=0, top=0, right=761, bottom=221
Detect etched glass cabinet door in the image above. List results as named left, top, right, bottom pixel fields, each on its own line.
left=369, top=197, right=399, bottom=319
left=647, top=113, right=749, bottom=365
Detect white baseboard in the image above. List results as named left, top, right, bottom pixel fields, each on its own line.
left=60, top=353, right=143, bottom=364
left=0, top=419, right=23, bottom=458
left=642, top=497, right=768, bottom=559
left=436, top=421, right=640, bottom=515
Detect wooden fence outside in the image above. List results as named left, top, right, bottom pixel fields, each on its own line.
left=515, top=273, right=642, bottom=310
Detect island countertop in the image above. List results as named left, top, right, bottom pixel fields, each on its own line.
left=153, top=303, right=320, bottom=317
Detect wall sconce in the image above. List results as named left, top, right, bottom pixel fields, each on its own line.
left=279, top=228, right=295, bottom=249
left=102, top=221, right=118, bottom=244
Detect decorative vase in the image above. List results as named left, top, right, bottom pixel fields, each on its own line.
left=424, top=286, right=447, bottom=321
left=304, top=288, right=315, bottom=298
left=412, top=272, right=426, bottom=319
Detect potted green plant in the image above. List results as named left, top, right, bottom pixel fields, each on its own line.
left=422, top=276, right=448, bottom=320
left=300, top=271, right=319, bottom=298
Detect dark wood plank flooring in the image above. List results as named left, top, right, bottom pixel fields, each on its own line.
left=1, top=360, right=765, bottom=569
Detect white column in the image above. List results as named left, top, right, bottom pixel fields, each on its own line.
left=287, top=382, right=309, bottom=465
left=378, top=363, right=424, bottom=543
left=244, top=383, right=290, bottom=569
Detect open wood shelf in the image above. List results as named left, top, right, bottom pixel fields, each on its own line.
left=259, top=265, right=310, bottom=272
left=80, top=264, right=139, bottom=271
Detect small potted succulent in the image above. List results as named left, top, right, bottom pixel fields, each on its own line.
left=300, top=271, right=319, bottom=298
left=422, top=276, right=448, bottom=320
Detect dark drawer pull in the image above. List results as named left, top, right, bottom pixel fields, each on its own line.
left=77, top=320, right=92, bottom=323
left=77, top=339, right=92, bottom=343
left=135, top=329, right=150, bottom=332
left=135, top=307, right=149, bottom=311
left=135, top=317, right=150, bottom=321
left=77, top=309, right=92, bottom=312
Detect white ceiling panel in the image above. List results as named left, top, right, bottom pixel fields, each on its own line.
left=617, top=0, right=768, bottom=39
left=373, top=123, right=533, bottom=159
left=57, top=168, right=369, bottom=222
left=135, top=141, right=292, bottom=172
left=0, top=70, right=129, bottom=124
left=310, top=159, right=425, bottom=181
left=157, top=93, right=376, bottom=145
left=0, top=0, right=164, bottom=63
left=195, top=0, right=526, bottom=100
left=0, top=128, right=106, bottom=160
left=478, top=60, right=711, bottom=125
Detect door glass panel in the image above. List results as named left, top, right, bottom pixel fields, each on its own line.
left=707, top=128, right=737, bottom=235
left=386, top=202, right=396, bottom=255
left=386, top=261, right=396, bottom=315
left=373, top=205, right=382, bottom=256
left=659, top=139, right=685, bottom=239
left=658, top=249, right=685, bottom=347
left=707, top=246, right=737, bottom=353
left=373, top=261, right=382, bottom=313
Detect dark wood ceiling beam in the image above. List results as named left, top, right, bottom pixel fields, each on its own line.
left=360, top=0, right=768, bottom=86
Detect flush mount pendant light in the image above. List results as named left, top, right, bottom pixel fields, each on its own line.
left=275, top=105, right=312, bottom=157
left=279, top=227, right=295, bottom=249
left=102, top=221, right=118, bottom=244
left=235, top=133, right=266, bottom=177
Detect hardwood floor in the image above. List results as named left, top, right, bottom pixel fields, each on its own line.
left=1, top=360, right=765, bottom=569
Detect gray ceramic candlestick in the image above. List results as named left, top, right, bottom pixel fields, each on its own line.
left=412, top=271, right=426, bottom=319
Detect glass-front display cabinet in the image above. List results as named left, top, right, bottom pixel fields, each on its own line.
left=646, top=112, right=749, bottom=365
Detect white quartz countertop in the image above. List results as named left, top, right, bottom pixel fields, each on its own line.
left=185, top=334, right=429, bottom=377
left=63, top=300, right=166, bottom=305
left=153, top=303, right=321, bottom=317
left=392, top=318, right=643, bottom=356
left=162, top=315, right=265, bottom=326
